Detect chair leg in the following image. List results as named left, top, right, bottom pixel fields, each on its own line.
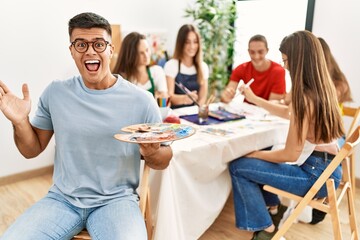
left=272, top=194, right=316, bottom=239
left=346, top=185, right=359, bottom=240
left=350, top=154, right=356, bottom=195
left=145, top=189, right=153, bottom=240
left=327, top=179, right=343, bottom=240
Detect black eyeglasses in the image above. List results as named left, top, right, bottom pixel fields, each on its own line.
left=71, top=39, right=110, bottom=53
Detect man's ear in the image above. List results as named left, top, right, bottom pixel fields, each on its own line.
left=109, top=44, right=115, bottom=59
left=69, top=46, right=75, bottom=59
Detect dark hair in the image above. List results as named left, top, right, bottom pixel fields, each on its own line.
left=113, top=32, right=147, bottom=82
left=279, top=30, right=344, bottom=143
left=318, top=37, right=352, bottom=103
left=173, top=24, right=204, bottom=85
left=68, top=12, right=112, bottom=38
left=249, top=34, right=268, bottom=49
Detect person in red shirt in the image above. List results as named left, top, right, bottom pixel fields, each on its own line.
left=221, top=34, right=286, bottom=103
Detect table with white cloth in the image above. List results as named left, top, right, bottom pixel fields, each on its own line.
left=149, top=102, right=289, bottom=240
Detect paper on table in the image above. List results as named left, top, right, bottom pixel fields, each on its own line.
left=223, top=102, right=270, bottom=120
left=172, top=105, right=199, bottom=116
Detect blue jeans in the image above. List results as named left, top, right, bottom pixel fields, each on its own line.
left=229, top=155, right=342, bottom=231
left=1, top=192, right=147, bottom=240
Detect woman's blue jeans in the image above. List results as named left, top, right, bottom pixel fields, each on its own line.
left=229, top=155, right=342, bottom=231
left=1, top=191, right=147, bottom=240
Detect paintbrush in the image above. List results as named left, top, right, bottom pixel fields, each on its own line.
left=234, top=78, right=254, bottom=98
left=174, top=81, right=200, bottom=106
left=206, top=94, right=216, bottom=106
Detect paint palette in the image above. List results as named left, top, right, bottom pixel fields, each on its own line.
left=114, top=123, right=196, bottom=143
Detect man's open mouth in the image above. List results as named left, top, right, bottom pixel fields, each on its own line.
left=85, top=60, right=100, bottom=71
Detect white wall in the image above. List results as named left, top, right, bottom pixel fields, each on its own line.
left=312, top=0, right=360, bottom=177
left=0, top=0, right=193, bottom=177
left=1, top=0, right=359, bottom=178
left=234, top=0, right=308, bottom=67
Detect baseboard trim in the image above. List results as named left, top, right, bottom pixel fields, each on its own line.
left=0, top=165, right=53, bottom=186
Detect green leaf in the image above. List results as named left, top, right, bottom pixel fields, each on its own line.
left=185, top=0, right=236, bottom=96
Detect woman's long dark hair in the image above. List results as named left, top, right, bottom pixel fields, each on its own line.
left=173, top=24, right=205, bottom=86
left=318, top=37, right=352, bottom=103
left=113, top=32, right=146, bottom=82
left=279, top=31, right=344, bottom=143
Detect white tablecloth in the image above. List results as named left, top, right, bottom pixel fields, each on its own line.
left=149, top=103, right=289, bottom=240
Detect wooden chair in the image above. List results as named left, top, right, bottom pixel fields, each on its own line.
left=72, top=164, right=153, bottom=240
left=263, top=126, right=360, bottom=240
left=343, top=106, right=360, bottom=191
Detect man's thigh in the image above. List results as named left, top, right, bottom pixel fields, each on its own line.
left=87, top=199, right=147, bottom=240
left=1, top=192, right=84, bottom=240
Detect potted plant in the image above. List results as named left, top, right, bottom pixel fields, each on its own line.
left=185, top=0, right=236, bottom=97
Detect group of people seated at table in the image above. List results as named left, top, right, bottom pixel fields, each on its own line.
left=0, top=11, right=353, bottom=240
left=112, top=24, right=289, bottom=110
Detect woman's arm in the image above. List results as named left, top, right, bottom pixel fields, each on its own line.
left=242, top=86, right=290, bottom=119
left=246, top=104, right=310, bottom=163
left=166, top=76, right=197, bottom=106
left=197, top=78, right=208, bottom=106
left=152, top=66, right=169, bottom=98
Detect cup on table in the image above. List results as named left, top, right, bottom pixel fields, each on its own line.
left=157, top=97, right=170, bottom=120
left=157, top=97, right=169, bottom=107
left=198, top=104, right=209, bottom=124
left=159, top=107, right=171, bottom=120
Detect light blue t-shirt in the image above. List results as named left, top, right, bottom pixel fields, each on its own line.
left=31, top=75, right=161, bottom=208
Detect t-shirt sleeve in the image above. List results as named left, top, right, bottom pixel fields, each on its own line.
left=151, top=65, right=168, bottom=92
left=270, top=66, right=286, bottom=94
left=30, top=83, right=54, bottom=130
left=229, top=64, right=245, bottom=83
left=163, top=59, right=178, bottom=79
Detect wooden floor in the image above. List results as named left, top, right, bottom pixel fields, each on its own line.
left=200, top=189, right=360, bottom=240
left=0, top=173, right=359, bottom=239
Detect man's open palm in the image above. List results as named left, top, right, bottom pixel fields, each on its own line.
left=0, top=81, right=31, bottom=125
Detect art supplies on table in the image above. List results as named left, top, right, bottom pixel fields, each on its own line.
left=180, top=108, right=245, bottom=125
left=180, top=114, right=223, bottom=125
left=206, top=94, right=216, bottom=105
left=234, top=78, right=254, bottom=99
left=157, top=97, right=169, bottom=107
left=114, top=123, right=196, bottom=143
left=198, top=105, right=209, bottom=123
left=208, top=109, right=245, bottom=121
left=200, top=127, right=235, bottom=136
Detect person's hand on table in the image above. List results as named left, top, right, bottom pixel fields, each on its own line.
left=221, top=87, right=235, bottom=103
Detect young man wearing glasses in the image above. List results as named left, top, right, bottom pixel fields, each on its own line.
left=0, top=12, right=172, bottom=239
